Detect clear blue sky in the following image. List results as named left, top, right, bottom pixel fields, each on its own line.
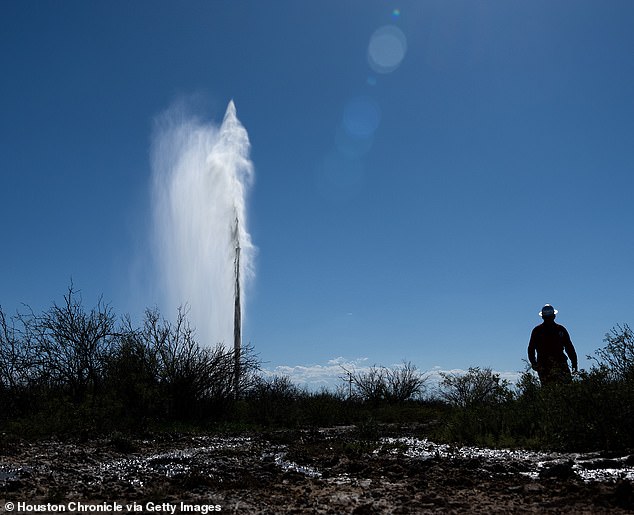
left=1, top=1, right=633, bottom=387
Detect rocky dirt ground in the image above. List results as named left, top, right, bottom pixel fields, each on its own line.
left=1, top=427, right=633, bottom=514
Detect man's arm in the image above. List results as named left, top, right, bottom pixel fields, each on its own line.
left=562, top=326, right=578, bottom=371
left=528, top=328, right=539, bottom=369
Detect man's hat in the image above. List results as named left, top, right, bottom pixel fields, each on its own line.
left=539, top=304, right=558, bottom=317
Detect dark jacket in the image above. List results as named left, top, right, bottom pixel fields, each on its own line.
left=528, top=320, right=578, bottom=370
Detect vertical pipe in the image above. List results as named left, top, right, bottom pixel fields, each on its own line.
left=233, top=218, right=241, bottom=397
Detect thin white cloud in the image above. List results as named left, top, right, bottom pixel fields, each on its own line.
left=262, top=358, right=523, bottom=393
left=262, top=357, right=371, bottom=390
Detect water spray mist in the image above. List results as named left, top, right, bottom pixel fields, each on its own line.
left=151, top=101, right=255, bottom=358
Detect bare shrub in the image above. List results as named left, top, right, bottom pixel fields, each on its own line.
left=139, top=307, right=259, bottom=418
left=102, top=317, right=160, bottom=423
left=384, top=361, right=428, bottom=403
left=244, top=374, right=301, bottom=426
left=591, top=324, right=634, bottom=381
left=341, top=361, right=427, bottom=403
left=250, top=374, right=300, bottom=400
left=439, top=367, right=512, bottom=408
left=350, top=365, right=386, bottom=403
left=0, top=307, right=32, bottom=389
left=25, top=285, right=117, bottom=401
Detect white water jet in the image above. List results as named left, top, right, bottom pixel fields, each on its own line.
left=150, top=100, right=255, bottom=347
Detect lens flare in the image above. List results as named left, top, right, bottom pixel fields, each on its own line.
left=367, top=25, right=407, bottom=74
left=343, top=96, right=381, bottom=139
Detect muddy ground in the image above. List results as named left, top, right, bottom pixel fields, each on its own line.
left=1, top=427, right=633, bottom=514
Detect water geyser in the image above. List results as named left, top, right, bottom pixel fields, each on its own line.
left=151, top=100, right=255, bottom=349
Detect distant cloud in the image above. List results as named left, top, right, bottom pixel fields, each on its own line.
left=262, top=357, right=371, bottom=391
left=262, top=358, right=523, bottom=393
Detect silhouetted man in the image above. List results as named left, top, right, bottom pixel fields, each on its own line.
left=528, top=304, right=578, bottom=385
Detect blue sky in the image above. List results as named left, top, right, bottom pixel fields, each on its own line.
left=1, top=1, right=633, bottom=388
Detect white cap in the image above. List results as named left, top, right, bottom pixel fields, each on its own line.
left=539, top=304, right=558, bottom=317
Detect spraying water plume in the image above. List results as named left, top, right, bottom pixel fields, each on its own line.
left=151, top=100, right=255, bottom=349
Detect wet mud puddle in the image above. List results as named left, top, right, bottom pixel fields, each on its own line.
left=3, top=433, right=631, bottom=488
left=80, top=437, right=634, bottom=486
left=1, top=431, right=633, bottom=513
left=377, top=437, right=634, bottom=482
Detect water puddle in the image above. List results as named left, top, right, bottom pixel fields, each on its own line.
left=377, top=437, right=634, bottom=482
left=0, top=466, right=21, bottom=481
left=98, top=436, right=255, bottom=487
left=2, top=434, right=632, bottom=492
left=262, top=451, right=322, bottom=478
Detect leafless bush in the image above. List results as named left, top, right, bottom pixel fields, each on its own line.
left=344, top=365, right=386, bottom=403
left=439, top=367, right=512, bottom=408
left=0, top=307, right=30, bottom=389
left=18, top=285, right=118, bottom=400
left=341, top=361, right=427, bottom=403
left=139, top=307, right=259, bottom=417
left=249, top=374, right=300, bottom=400
left=591, top=324, right=634, bottom=381
left=384, top=361, right=428, bottom=403
left=0, top=286, right=264, bottom=429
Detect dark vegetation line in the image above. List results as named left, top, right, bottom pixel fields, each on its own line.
left=1, top=285, right=633, bottom=453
